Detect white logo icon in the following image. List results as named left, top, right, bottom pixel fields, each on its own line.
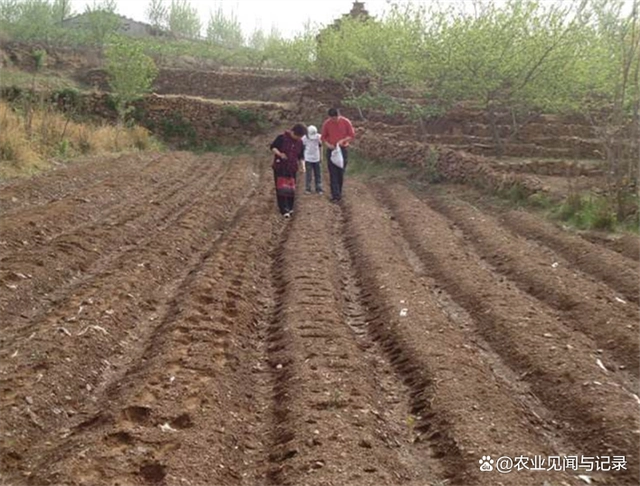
left=479, top=456, right=494, bottom=472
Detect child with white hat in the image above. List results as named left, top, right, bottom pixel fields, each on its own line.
left=302, top=125, right=324, bottom=194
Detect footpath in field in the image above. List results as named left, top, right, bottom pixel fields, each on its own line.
left=0, top=151, right=638, bottom=486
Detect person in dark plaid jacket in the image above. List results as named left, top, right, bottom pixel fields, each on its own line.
left=270, top=124, right=306, bottom=217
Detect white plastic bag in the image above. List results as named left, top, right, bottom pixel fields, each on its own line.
left=330, top=146, right=344, bottom=169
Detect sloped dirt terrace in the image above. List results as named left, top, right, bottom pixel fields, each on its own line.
left=1, top=141, right=638, bottom=485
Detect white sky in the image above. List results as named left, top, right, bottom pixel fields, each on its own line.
left=69, top=0, right=634, bottom=39
left=71, top=0, right=393, bottom=39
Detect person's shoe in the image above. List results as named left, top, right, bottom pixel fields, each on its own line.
left=317, top=189, right=324, bottom=195
left=304, top=190, right=311, bottom=195
left=283, top=212, right=291, bottom=219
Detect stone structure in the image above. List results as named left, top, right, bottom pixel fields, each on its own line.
left=317, top=1, right=372, bottom=42
left=332, top=1, right=371, bottom=27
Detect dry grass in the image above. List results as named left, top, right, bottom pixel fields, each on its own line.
left=0, top=101, right=159, bottom=178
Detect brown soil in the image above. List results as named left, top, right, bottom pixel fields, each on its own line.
left=499, top=209, right=639, bottom=306
left=418, top=190, right=639, bottom=375
left=580, top=231, right=640, bottom=262
left=1, top=149, right=638, bottom=486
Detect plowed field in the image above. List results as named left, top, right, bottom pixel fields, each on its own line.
left=1, top=149, right=638, bottom=486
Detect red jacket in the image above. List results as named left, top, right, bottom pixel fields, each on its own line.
left=321, top=116, right=355, bottom=147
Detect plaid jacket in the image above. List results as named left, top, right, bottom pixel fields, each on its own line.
left=270, top=131, right=303, bottom=175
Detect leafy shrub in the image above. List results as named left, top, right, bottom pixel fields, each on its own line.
left=53, top=88, right=83, bottom=112
left=554, top=193, right=617, bottom=231
left=422, top=147, right=443, bottom=183
left=159, top=112, right=196, bottom=146
left=557, top=192, right=584, bottom=221
left=221, top=105, right=266, bottom=129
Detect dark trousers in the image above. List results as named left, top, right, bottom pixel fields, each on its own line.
left=327, top=147, right=348, bottom=200
left=305, top=161, right=322, bottom=192
left=274, top=169, right=296, bottom=214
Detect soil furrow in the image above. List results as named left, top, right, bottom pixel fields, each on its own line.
left=379, top=183, right=639, bottom=485
left=0, top=153, right=209, bottom=262
left=265, top=195, right=446, bottom=486
left=423, top=193, right=639, bottom=378
left=21, top=177, right=276, bottom=486
left=0, top=155, right=257, bottom=480
left=0, top=154, right=145, bottom=215
left=581, top=232, right=640, bottom=262
left=342, top=181, right=581, bottom=485
left=0, top=156, right=226, bottom=351
left=0, top=155, right=224, bottom=325
left=1, top=143, right=636, bottom=486
left=0, top=152, right=166, bottom=215
left=501, top=209, right=639, bottom=304
left=333, top=200, right=453, bottom=485
left=0, top=152, right=175, bottom=249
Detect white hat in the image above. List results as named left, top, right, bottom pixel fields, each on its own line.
left=307, top=125, right=318, bottom=136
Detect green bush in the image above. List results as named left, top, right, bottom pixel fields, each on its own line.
left=588, top=201, right=617, bottom=231
left=221, top=106, right=265, bottom=128
left=159, top=112, right=196, bottom=146
left=527, top=192, right=555, bottom=210
left=557, top=192, right=585, bottom=221
left=422, top=147, right=443, bottom=184
left=57, top=138, right=70, bottom=157
left=53, top=88, right=82, bottom=113
left=555, top=193, right=617, bottom=231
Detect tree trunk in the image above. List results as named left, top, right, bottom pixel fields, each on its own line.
left=487, top=103, right=503, bottom=158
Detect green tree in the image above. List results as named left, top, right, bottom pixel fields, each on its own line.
left=261, top=26, right=283, bottom=64
left=105, top=36, right=158, bottom=124
left=206, top=6, right=243, bottom=48
left=261, top=22, right=316, bottom=72
left=167, top=0, right=201, bottom=39
left=411, top=0, right=590, bottom=154
left=247, top=26, right=266, bottom=50
left=0, top=0, right=20, bottom=25
left=146, top=0, right=167, bottom=30
left=246, top=26, right=286, bottom=69
left=316, top=6, right=431, bottom=87
left=3, top=0, right=56, bottom=41
left=83, top=0, right=121, bottom=48
left=53, top=0, right=72, bottom=22
left=575, top=0, right=640, bottom=219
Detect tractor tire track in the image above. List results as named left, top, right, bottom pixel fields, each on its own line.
left=265, top=194, right=445, bottom=486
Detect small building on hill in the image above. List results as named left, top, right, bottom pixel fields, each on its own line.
left=332, top=1, right=372, bottom=28
left=317, top=1, right=372, bottom=43
left=61, top=13, right=165, bottom=38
